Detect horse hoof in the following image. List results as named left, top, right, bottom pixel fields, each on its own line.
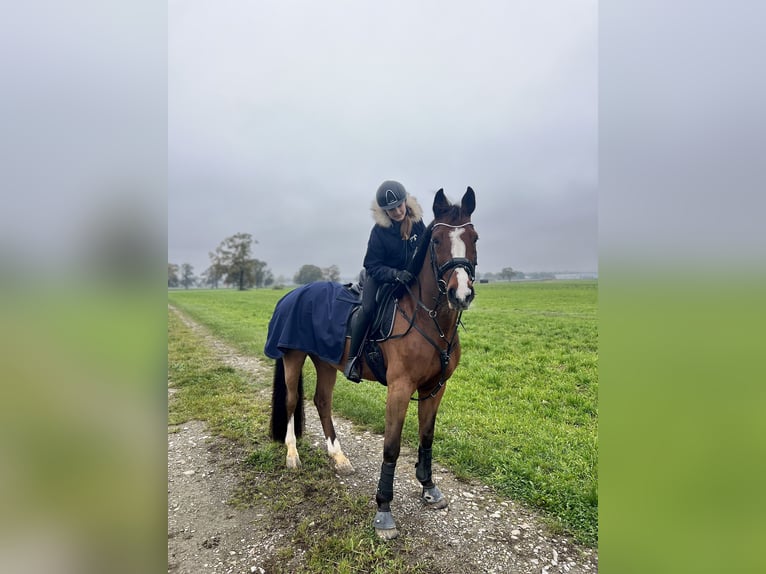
left=373, top=511, right=398, bottom=539
left=334, top=461, right=355, bottom=476
left=375, top=527, right=399, bottom=540
left=286, top=456, right=301, bottom=470
left=422, top=485, right=449, bottom=509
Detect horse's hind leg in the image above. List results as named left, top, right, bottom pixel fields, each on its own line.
left=283, top=350, right=307, bottom=469
left=310, top=356, right=354, bottom=475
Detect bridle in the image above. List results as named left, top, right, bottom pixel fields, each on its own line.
left=397, top=221, right=476, bottom=401
left=429, top=222, right=476, bottom=296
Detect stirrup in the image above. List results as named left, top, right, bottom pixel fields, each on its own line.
left=343, top=357, right=362, bottom=383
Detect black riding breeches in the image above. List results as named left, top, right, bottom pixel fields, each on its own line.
left=359, top=276, right=380, bottom=325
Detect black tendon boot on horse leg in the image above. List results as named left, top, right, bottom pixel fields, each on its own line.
left=414, top=389, right=449, bottom=509
left=416, top=446, right=448, bottom=508
left=373, top=461, right=398, bottom=539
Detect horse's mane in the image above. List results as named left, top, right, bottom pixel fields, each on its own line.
left=406, top=223, right=433, bottom=276
left=406, top=204, right=464, bottom=276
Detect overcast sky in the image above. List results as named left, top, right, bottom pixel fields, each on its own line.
left=168, top=0, right=597, bottom=281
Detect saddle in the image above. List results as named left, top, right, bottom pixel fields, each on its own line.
left=342, top=281, right=401, bottom=386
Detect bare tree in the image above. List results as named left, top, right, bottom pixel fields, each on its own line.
left=203, top=250, right=227, bottom=288
left=252, top=259, right=275, bottom=288
left=216, top=233, right=258, bottom=290
left=323, top=265, right=341, bottom=282
left=180, top=263, right=195, bottom=289
left=168, top=263, right=179, bottom=287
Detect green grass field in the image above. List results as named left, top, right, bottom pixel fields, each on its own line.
left=168, top=280, right=598, bottom=544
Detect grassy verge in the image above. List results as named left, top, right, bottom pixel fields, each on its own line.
left=168, top=280, right=598, bottom=545
left=168, top=308, right=426, bottom=573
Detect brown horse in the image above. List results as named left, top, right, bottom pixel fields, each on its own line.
left=268, top=187, right=478, bottom=539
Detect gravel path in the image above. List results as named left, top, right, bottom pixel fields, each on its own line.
left=168, top=307, right=598, bottom=573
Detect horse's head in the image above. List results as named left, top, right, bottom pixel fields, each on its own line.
left=429, top=187, right=478, bottom=311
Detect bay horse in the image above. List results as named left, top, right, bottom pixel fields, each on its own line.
left=268, top=187, right=477, bottom=539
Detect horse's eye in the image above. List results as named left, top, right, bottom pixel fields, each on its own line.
left=432, top=238, right=440, bottom=246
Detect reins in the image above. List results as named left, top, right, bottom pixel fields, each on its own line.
left=395, top=221, right=475, bottom=402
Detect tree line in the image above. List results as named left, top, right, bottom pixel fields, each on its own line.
left=168, top=233, right=544, bottom=290
left=168, top=232, right=343, bottom=290
left=476, top=267, right=555, bottom=282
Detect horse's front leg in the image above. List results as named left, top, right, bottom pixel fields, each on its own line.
left=373, top=385, right=411, bottom=540
left=416, top=380, right=449, bottom=509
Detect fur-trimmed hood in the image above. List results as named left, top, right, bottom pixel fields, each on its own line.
left=370, top=194, right=424, bottom=228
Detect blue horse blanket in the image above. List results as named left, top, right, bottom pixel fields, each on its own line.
left=264, top=281, right=360, bottom=364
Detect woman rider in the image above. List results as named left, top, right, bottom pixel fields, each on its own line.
left=343, top=180, right=425, bottom=382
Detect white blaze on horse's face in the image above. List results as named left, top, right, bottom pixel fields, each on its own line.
left=448, top=227, right=473, bottom=307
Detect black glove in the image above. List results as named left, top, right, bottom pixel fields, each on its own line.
left=395, top=270, right=414, bottom=285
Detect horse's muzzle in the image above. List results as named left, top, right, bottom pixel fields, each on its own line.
left=447, top=280, right=475, bottom=311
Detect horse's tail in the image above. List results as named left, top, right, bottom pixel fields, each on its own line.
left=269, top=357, right=304, bottom=441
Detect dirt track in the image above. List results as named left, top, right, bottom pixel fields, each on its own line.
left=168, top=307, right=598, bottom=573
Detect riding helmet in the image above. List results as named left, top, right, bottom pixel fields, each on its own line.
left=376, top=180, right=407, bottom=210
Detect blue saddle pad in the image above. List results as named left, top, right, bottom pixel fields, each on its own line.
left=264, top=281, right=360, bottom=364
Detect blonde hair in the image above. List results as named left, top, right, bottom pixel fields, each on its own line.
left=399, top=207, right=413, bottom=240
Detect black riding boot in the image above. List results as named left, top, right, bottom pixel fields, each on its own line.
left=343, top=310, right=369, bottom=382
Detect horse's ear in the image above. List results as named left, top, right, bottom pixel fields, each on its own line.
left=433, top=188, right=450, bottom=217
left=461, top=186, right=476, bottom=217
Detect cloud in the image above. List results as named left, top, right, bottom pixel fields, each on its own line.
left=168, top=0, right=597, bottom=279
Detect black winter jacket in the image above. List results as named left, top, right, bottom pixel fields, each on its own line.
left=363, top=195, right=426, bottom=284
